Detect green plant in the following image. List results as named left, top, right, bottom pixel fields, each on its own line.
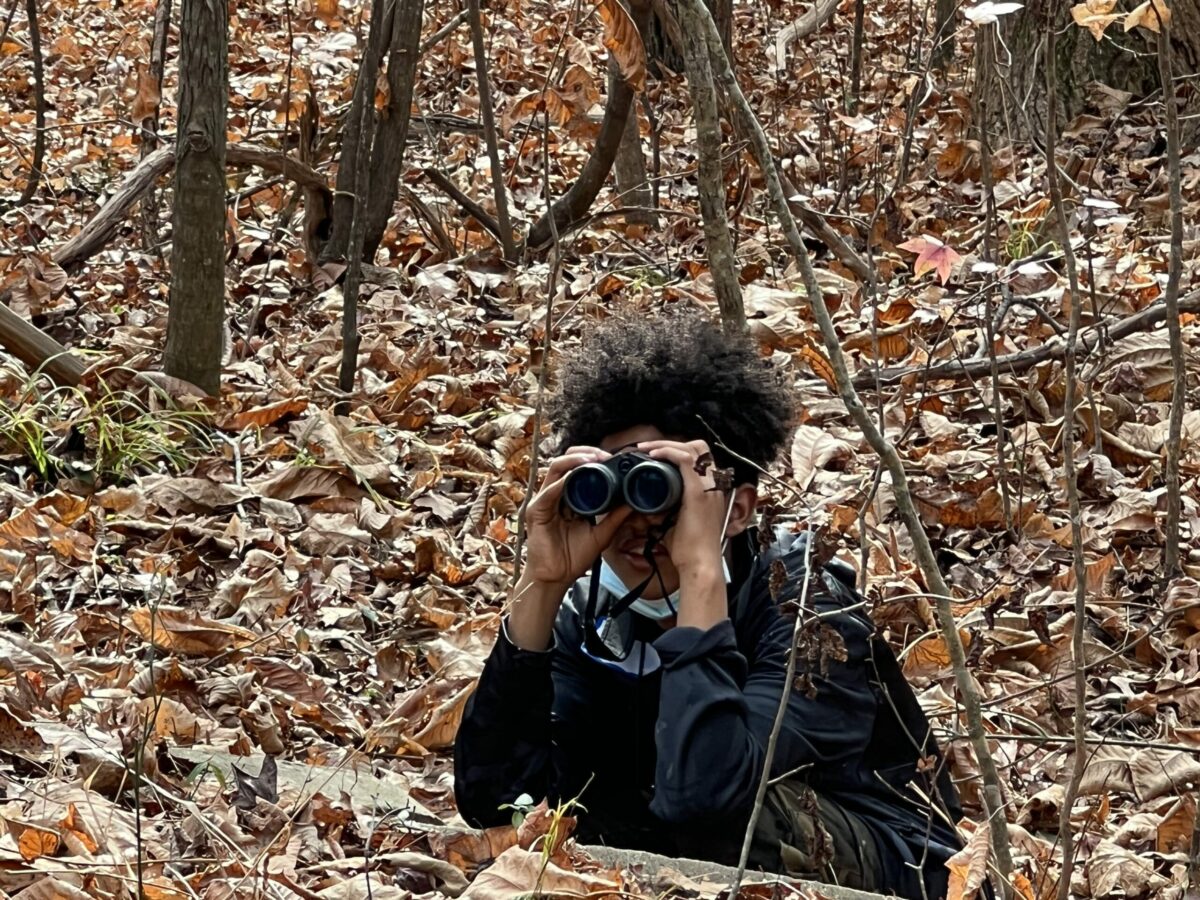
left=0, top=366, right=211, bottom=486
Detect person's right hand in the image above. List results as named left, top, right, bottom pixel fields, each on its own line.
left=521, top=446, right=633, bottom=590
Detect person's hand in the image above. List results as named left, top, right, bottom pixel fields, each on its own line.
left=522, top=446, right=634, bottom=590
left=636, top=439, right=729, bottom=577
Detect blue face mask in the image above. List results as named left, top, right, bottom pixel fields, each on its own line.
left=596, top=557, right=732, bottom=620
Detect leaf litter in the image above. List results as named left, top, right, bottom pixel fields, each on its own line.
left=0, top=0, right=1199, bottom=897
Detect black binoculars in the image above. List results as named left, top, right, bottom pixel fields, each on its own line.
left=562, top=451, right=682, bottom=517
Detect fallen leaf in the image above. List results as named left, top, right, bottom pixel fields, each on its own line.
left=897, top=235, right=962, bottom=285
left=126, top=607, right=259, bottom=656
left=595, top=0, right=646, bottom=92
left=18, top=826, right=60, bottom=861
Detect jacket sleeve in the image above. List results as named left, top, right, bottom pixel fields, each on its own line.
left=649, top=567, right=877, bottom=824
left=452, top=618, right=557, bottom=827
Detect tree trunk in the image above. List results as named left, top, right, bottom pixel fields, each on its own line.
left=164, top=0, right=227, bottom=396
left=610, top=63, right=655, bottom=228
left=974, top=0, right=1200, bottom=145
left=361, top=0, right=425, bottom=260
left=324, top=0, right=393, bottom=261
left=671, top=0, right=743, bottom=332
left=649, top=0, right=728, bottom=73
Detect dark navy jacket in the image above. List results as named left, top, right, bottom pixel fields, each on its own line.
left=454, top=530, right=963, bottom=899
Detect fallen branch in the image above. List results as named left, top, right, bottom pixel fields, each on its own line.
left=852, top=289, right=1200, bottom=389
left=773, top=0, right=837, bottom=71
left=0, top=142, right=331, bottom=387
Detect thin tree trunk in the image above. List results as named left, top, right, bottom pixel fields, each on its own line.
left=338, top=84, right=379, bottom=403
left=611, top=60, right=655, bottom=228
left=140, top=0, right=172, bottom=248
left=465, top=0, right=516, bottom=261
left=361, top=0, right=425, bottom=260
left=324, top=0, right=394, bottom=261
left=1045, top=17, right=1089, bottom=900
left=849, top=0, right=864, bottom=112
left=15, top=0, right=44, bottom=206
left=931, top=0, right=954, bottom=69
left=164, top=0, right=228, bottom=396
left=1159, top=18, right=1185, bottom=583
left=672, top=0, right=743, bottom=332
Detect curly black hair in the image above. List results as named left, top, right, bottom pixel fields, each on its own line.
left=547, top=309, right=795, bottom=485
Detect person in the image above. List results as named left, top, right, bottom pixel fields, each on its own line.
left=454, top=310, right=965, bottom=899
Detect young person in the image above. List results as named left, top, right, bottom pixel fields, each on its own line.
left=454, top=310, right=965, bottom=899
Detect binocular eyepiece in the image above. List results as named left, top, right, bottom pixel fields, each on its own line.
left=562, top=451, right=682, bottom=518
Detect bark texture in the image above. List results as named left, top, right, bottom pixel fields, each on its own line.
left=975, top=0, right=1200, bottom=144
left=164, top=0, right=228, bottom=396
left=362, top=0, right=425, bottom=260
left=672, top=0, right=743, bottom=332
left=611, top=61, right=655, bottom=227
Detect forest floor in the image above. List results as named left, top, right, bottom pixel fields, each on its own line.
left=0, top=0, right=1199, bottom=897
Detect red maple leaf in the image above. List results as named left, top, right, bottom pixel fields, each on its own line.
left=897, top=235, right=962, bottom=285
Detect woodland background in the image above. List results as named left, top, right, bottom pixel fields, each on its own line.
left=0, top=0, right=1198, bottom=898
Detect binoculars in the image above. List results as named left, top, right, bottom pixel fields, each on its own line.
left=563, top=451, right=682, bottom=517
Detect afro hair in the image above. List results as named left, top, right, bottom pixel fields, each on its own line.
left=547, top=309, right=794, bottom=485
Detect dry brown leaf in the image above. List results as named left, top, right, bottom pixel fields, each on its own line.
left=18, top=826, right=60, bottom=861
left=10, top=879, right=94, bottom=900
left=130, top=64, right=162, bottom=122
left=1124, top=0, right=1171, bottom=31
left=945, top=820, right=990, bottom=900
left=1070, top=0, right=1120, bottom=39
left=1156, top=795, right=1196, bottom=853
left=225, top=397, right=310, bottom=431
left=1083, top=839, right=1169, bottom=896
left=595, top=0, right=646, bottom=92
left=462, top=846, right=622, bottom=900
left=790, top=425, right=854, bottom=489
left=799, top=343, right=837, bottom=388
left=126, top=607, right=258, bottom=656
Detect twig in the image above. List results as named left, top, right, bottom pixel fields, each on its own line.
left=419, top=8, right=467, bottom=54
left=977, top=25, right=1013, bottom=538
left=423, top=167, right=504, bottom=241
left=515, top=19, right=573, bottom=578
left=731, top=529, right=815, bottom=897
left=1157, top=14, right=1185, bottom=585
left=1043, top=17, right=1089, bottom=900
left=693, top=3, right=1015, bottom=893
left=15, top=0, right=45, bottom=206
left=465, top=0, right=517, bottom=261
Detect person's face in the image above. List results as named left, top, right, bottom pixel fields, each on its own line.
left=596, top=425, right=757, bottom=600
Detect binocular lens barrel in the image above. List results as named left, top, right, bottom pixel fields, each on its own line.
left=623, top=461, right=681, bottom=515
left=563, top=464, right=620, bottom=517
left=562, top=455, right=682, bottom=517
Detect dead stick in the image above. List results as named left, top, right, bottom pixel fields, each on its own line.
left=693, top=2, right=1017, bottom=890
left=853, top=289, right=1200, bottom=389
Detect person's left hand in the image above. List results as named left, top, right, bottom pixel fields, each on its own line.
left=637, top=438, right=730, bottom=576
